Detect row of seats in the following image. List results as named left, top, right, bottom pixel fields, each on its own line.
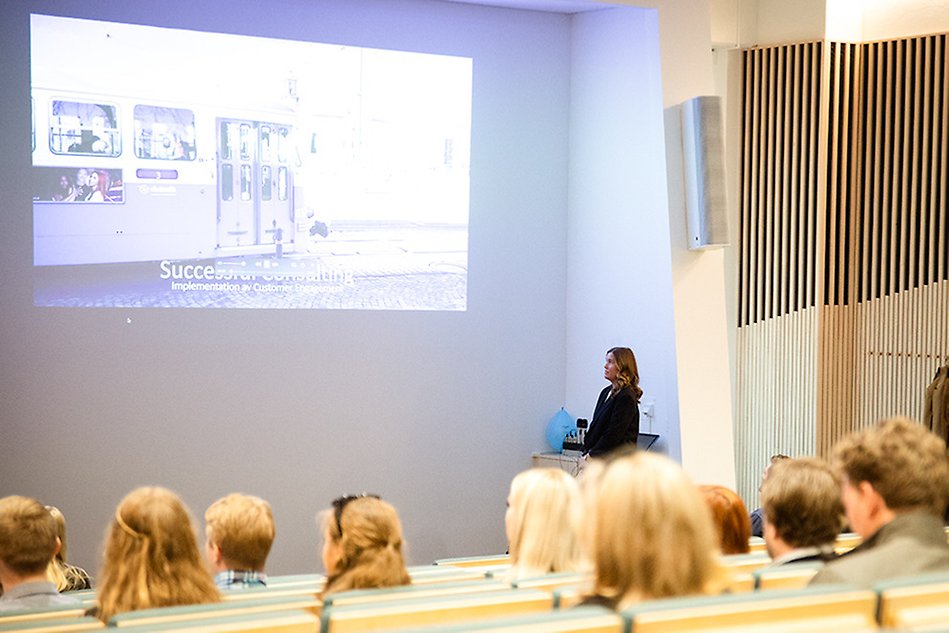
left=3, top=564, right=949, bottom=632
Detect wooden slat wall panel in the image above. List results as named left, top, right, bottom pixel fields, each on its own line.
left=735, top=310, right=819, bottom=505
left=735, top=34, right=949, bottom=504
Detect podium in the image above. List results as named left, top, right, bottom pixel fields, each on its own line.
left=531, top=433, right=659, bottom=474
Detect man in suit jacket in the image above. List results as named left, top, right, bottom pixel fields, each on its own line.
left=761, top=457, right=842, bottom=567
left=810, top=417, right=949, bottom=587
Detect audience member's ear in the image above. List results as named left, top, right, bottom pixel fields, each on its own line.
left=52, top=537, right=62, bottom=560
left=207, top=541, right=223, bottom=566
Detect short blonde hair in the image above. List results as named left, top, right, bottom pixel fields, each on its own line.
left=833, top=416, right=949, bottom=516
left=319, top=496, right=410, bottom=596
left=205, top=493, right=275, bottom=571
left=589, top=453, right=723, bottom=608
left=761, top=458, right=843, bottom=548
left=506, top=468, right=583, bottom=580
left=96, top=487, right=219, bottom=623
left=0, top=496, right=57, bottom=575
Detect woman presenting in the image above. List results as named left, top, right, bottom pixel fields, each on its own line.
left=582, top=347, right=642, bottom=457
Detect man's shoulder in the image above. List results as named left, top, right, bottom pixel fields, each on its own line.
left=811, top=530, right=949, bottom=587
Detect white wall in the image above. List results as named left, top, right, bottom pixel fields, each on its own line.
left=0, top=0, right=572, bottom=575
left=654, top=0, right=738, bottom=487
left=564, top=7, right=682, bottom=458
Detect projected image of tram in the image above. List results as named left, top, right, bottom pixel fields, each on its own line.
left=31, top=14, right=472, bottom=311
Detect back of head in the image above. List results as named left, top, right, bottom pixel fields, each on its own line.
left=321, top=496, right=410, bottom=595
left=205, top=493, right=275, bottom=571
left=590, top=452, right=722, bottom=607
left=700, top=485, right=751, bottom=554
left=97, top=486, right=219, bottom=622
left=0, top=496, right=57, bottom=577
left=507, top=468, right=583, bottom=578
left=761, top=457, right=843, bottom=549
left=833, top=416, right=949, bottom=516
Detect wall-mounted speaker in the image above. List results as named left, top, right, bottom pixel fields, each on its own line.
left=681, top=95, right=729, bottom=250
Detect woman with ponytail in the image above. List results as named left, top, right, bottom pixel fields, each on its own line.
left=95, top=487, right=219, bottom=623
left=319, top=494, right=410, bottom=597
left=582, top=347, right=642, bottom=458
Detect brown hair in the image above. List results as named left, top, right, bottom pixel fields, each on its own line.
left=760, top=458, right=843, bottom=548
left=205, top=493, right=275, bottom=571
left=588, top=452, right=724, bottom=609
left=832, top=416, right=949, bottom=516
left=96, top=487, right=219, bottom=623
left=700, top=485, right=751, bottom=554
left=608, top=347, right=643, bottom=401
left=0, top=496, right=58, bottom=576
left=319, top=496, right=410, bottom=596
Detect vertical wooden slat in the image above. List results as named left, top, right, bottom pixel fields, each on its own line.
left=780, top=46, right=791, bottom=318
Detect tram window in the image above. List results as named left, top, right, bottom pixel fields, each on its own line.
left=221, top=122, right=234, bottom=161
left=277, top=167, right=288, bottom=201
left=260, top=126, right=272, bottom=163
left=278, top=128, right=289, bottom=163
left=261, top=165, right=272, bottom=201
left=134, top=105, right=196, bottom=161
left=50, top=100, right=120, bottom=157
left=240, top=124, right=253, bottom=161
left=221, top=163, right=234, bottom=201
left=240, top=164, right=252, bottom=201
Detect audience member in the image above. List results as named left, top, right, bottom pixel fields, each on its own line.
left=204, top=493, right=275, bottom=590
left=0, top=496, right=79, bottom=611
left=749, top=454, right=790, bottom=537
left=700, top=485, right=752, bottom=554
left=579, top=452, right=724, bottom=610
left=45, top=505, right=92, bottom=591
left=759, top=458, right=843, bottom=566
left=810, top=417, right=949, bottom=587
left=95, top=487, right=219, bottom=623
left=503, top=468, right=585, bottom=582
left=319, top=494, right=410, bottom=597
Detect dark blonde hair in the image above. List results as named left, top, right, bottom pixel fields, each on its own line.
left=700, top=485, right=751, bottom=554
left=761, top=458, right=844, bottom=548
left=833, top=416, right=949, bottom=516
left=0, top=496, right=57, bottom=576
left=96, top=487, right=219, bottom=623
left=205, top=493, right=275, bottom=571
left=608, top=347, right=643, bottom=401
left=319, top=496, right=410, bottom=596
left=588, top=453, right=723, bottom=609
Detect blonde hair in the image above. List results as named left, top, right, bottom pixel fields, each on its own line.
left=205, top=493, right=275, bottom=571
left=699, top=485, right=751, bottom=554
left=833, top=416, right=949, bottom=516
left=760, top=458, right=844, bottom=548
left=45, top=505, right=90, bottom=592
left=96, top=487, right=219, bottom=623
left=0, top=496, right=57, bottom=576
left=319, top=496, right=410, bottom=596
left=505, top=468, right=584, bottom=581
left=588, top=452, right=723, bottom=609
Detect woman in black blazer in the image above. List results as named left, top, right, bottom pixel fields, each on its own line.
left=582, top=347, right=642, bottom=458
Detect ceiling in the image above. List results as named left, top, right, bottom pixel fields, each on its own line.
left=441, top=0, right=608, bottom=13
